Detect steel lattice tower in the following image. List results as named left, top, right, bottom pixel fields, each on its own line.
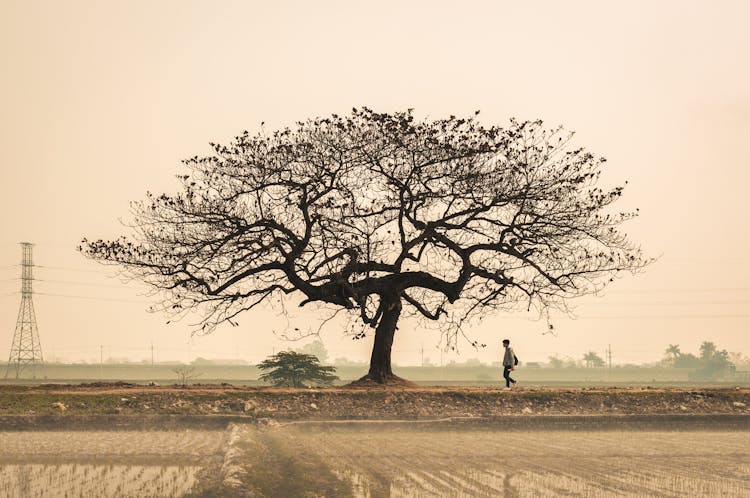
left=5, top=242, right=44, bottom=378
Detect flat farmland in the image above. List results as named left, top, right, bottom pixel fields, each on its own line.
left=0, top=430, right=227, bottom=497
left=243, top=426, right=750, bottom=497
left=0, top=385, right=749, bottom=496
left=1, top=425, right=749, bottom=496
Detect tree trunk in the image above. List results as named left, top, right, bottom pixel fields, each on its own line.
left=366, top=297, right=402, bottom=383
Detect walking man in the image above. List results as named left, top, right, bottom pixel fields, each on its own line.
left=502, top=339, right=517, bottom=389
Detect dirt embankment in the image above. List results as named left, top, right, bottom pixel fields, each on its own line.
left=0, top=384, right=748, bottom=422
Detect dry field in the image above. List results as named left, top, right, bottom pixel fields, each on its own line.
left=0, top=464, right=201, bottom=498
left=0, top=430, right=226, bottom=497
left=239, top=425, right=750, bottom=497
left=1, top=422, right=749, bottom=496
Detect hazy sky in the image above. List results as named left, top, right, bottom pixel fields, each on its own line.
left=1, top=0, right=748, bottom=366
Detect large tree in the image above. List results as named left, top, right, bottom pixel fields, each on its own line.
left=81, top=108, right=648, bottom=383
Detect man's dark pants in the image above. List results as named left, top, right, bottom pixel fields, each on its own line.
left=503, top=366, right=516, bottom=387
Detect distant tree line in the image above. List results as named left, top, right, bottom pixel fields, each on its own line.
left=280, top=339, right=742, bottom=379
left=664, top=341, right=734, bottom=379
left=547, top=353, right=605, bottom=369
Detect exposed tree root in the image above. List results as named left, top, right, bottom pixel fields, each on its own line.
left=344, top=374, right=418, bottom=388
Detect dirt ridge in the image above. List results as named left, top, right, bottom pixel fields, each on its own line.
left=1, top=385, right=748, bottom=421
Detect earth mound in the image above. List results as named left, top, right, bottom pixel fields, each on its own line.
left=344, top=375, right=418, bottom=388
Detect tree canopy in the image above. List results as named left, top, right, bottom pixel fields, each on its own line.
left=258, top=351, right=338, bottom=387
left=583, top=351, right=606, bottom=368
left=81, top=108, right=648, bottom=383
left=295, top=339, right=329, bottom=364
left=664, top=344, right=681, bottom=361
left=666, top=341, right=733, bottom=378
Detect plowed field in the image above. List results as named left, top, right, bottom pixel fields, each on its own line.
left=1, top=425, right=749, bottom=496
left=239, top=426, right=750, bottom=497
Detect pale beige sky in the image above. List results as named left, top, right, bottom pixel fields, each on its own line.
left=1, top=0, right=748, bottom=365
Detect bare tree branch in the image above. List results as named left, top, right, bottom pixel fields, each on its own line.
left=81, top=108, right=650, bottom=382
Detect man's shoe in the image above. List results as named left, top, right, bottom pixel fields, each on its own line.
left=503, top=387, right=511, bottom=390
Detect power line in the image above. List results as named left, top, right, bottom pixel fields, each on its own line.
left=33, top=278, right=136, bottom=289
left=11, top=291, right=750, bottom=318
left=33, top=292, right=151, bottom=304
left=577, top=300, right=750, bottom=306
left=3, top=276, right=142, bottom=289
left=17, top=285, right=750, bottom=306
left=33, top=265, right=115, bottom=274
left=549, top=313, right=750, bottom=320
left=609, top=287, right=750, bottom=294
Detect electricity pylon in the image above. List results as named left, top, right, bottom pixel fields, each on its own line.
left=5, top=242, right=44, bottom=378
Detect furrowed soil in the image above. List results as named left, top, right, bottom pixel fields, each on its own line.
left=1, top=385, right=749, bottom=496
left=248, top=427, right=750, bottom=497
